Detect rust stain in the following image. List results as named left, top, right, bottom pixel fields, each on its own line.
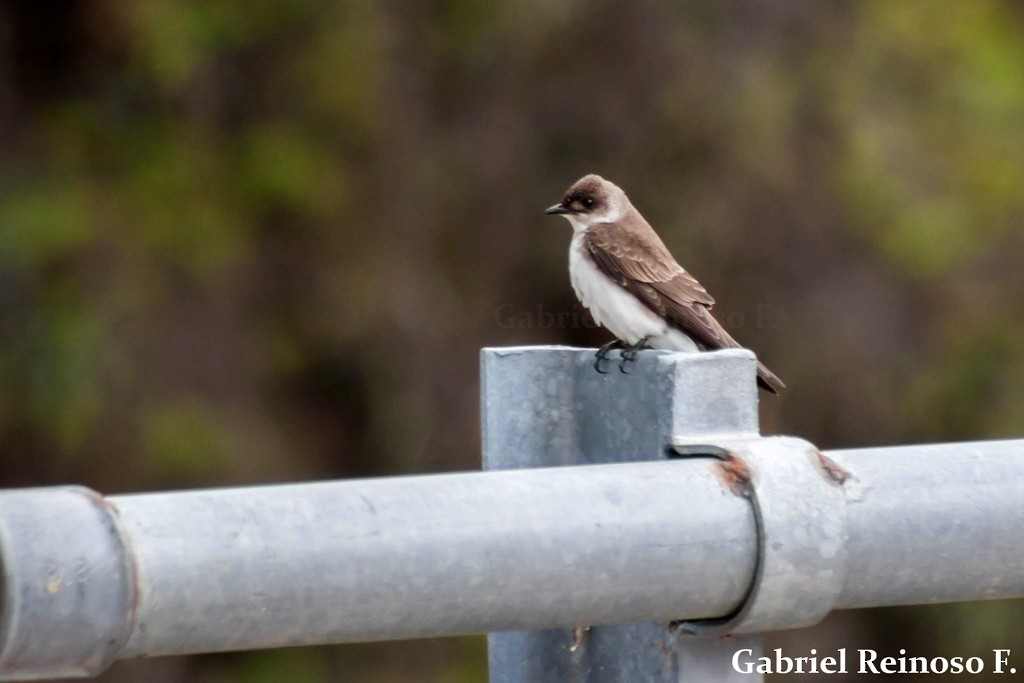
left=814, top=451, right=851, bottom=485
left=570, top=625, right=590, bottom=652
left=715, top=454, right=752, bottom=497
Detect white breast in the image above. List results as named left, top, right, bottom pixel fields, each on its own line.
left=568, top=232, right=698, bottom=351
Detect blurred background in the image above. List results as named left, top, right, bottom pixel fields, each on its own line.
left=2, top=0, right=1024, bottom=680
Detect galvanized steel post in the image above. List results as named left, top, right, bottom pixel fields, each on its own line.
left=481, top=346, right=766, bottom=683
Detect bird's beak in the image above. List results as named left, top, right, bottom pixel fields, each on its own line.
left=545, top=203, right=570, bottom=215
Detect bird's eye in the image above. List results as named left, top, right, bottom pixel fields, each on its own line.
left=582, top=198, right=595, bottom=208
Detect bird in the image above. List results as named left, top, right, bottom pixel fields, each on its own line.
left=545, top=174, right=785, bottom=394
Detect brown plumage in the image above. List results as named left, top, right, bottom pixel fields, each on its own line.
left=547, top=174, right=785, bottom=394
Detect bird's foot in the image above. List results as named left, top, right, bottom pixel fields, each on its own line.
left=593, top=340, right=625, bottom=374
left=618, top=336, right=653, bottom=374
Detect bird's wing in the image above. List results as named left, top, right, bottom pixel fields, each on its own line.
left=584, top=221, right=742, bottom=352
left=584, top=221, right=785, bottom=394
left=585, top=221, right=715, bottom=305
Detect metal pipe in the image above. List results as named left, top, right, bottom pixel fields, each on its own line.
left=0, top=410, right=1022, bottom=678
left=829, top=439, right=1024, bottom=608
left=0, top=459, right=755, bottom=679
left=0, top=487, right=133, bottom=679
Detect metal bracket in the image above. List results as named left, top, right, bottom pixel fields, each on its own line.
left=669, top=436, right=849, bottom=635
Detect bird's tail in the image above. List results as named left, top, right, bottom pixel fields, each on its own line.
left=756, top=361, right=785, bottom=395
left=703, top=312, right=785, bottom=394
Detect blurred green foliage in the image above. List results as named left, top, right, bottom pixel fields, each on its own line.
left=839, top=0, right=1024, bottom=278
left=1, top=0, right=1024, bottom=681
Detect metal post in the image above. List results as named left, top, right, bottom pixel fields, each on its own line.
left=481, top=346, right=765, bottom=683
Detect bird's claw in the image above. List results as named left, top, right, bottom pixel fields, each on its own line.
left=593, top=340, right=624, bottom=374
left=618, top=336, right=652, bottom=374
left=619, top=350, right=635, bottom=374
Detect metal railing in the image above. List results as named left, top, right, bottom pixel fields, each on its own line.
left=0, top=346, right=1021, bottom=681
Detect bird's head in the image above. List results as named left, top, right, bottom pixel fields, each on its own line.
left=545, top=174, right=628, bottom=231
